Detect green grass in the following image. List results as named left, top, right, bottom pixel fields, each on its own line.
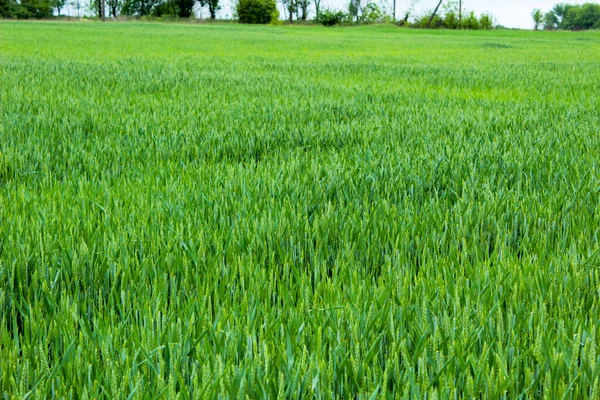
left=1, top=21, right=600, bottom=398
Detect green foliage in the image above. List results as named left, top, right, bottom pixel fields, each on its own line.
left=1, top=0, right=54, bottom=18
left=532, top=8, right=543, bottom=30
left=564, top=3, right=600, bottom=30
left=281, top=0, right=296, bottom=22
left=442, top=11, right=458, bottom=29
left=106, top=0, right=122, bottom=17
left=1, top=22, right=600, bottom=398
left=461, top=11, right=479, bottom=29
left=0, top=0, right=12, bottom=18
left=236, top=0, right=277, bottom=23
left=198, top=0, right=220, bottom=19
left=544, top=10, right=559, bottom=30
left=175, top=0, right=195, bottom=18
left=360, top=2, right=383, bottom=24
left=347, top=0, right=358, bottom=22
left=316, top=8, right=345, bottom=26
left=478, top=13, right=493, bottom=30
left=296, top=0, right=308, bottom=20
left=411, top=8, right=493, bottom=30
left=53, top=0, right=66, bottom=15
left=150, top=0, right=178, bottom=17
left=545, top=3, right=600, bottom=31
left=0, top=0, right=217, bottom=18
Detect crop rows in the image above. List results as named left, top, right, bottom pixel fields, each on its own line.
left=1, top=22, right=600, bottom=398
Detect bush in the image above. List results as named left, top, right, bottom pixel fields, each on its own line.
left=479, top=13, right=493, bottom=30
left=462, top=11, right=480, bottom=29
left=360, top=2, right=383, bottom=24
left=412, top=13, right=442, bottom=29
left=443, top=11, right=458, bottom=29
left=317, top=8, right=345, bottom=26
left=236, top=0, right=278, bottom=24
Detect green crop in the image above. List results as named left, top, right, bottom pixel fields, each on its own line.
left=1, top=21, right=600, bottom=398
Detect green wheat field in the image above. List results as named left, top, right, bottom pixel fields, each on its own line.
left=1, top=21, right=600, bottom=398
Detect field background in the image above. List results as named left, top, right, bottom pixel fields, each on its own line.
left=1, top=22, right=600, bottom=398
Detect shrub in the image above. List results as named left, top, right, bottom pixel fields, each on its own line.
left=236, top=0, right=278, bottom=24
left=360, top=2, right=383, bottom=24
left=412, top=14, right=429, bottom=28
left=443, top=11, right=459, bottom=29
left=317, top=8, right=345, bottom=26
left=462, top=11, right=480, bottom=29
left=479, top=13, right=493, bottom=30
left=412, top=13, right=442, bottom=29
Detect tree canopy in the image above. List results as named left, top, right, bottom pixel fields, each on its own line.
left=543, top=3, right=600, bottom=30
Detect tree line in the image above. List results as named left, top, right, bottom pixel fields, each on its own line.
left=0, top=0, right=496, bottom=30
left=532, top=3, right=600, bottom=31
left=0, top=0, right=220, bottom=18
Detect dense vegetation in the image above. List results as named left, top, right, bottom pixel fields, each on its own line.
left=315, top=2, right=493, bottom=29
left=236, top=0, right=277, bottom=24
left=0, top=0, right=218, bottom=19
left=1, top=22, right=600, bottom=398
left=0, top=0, right=496, bottom=29
left=534, top=3, right=600, bottom=31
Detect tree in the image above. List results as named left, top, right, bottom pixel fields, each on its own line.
left=552, top=3, right=569, bottom=27
left=313, top=0, right=321, bottom=19
left=543, top=10, right=558, bottom=30
left=281, top=0, right=296, bottom=23
left=348, top=0, right=359, bottom=22
left=70, top=0, right=81, bottom=16
left=90, top=0, right=110, bottom=18
left=175, top=0, right=194, bottom=17
left=567, top=3, right=600, bottom=30
left=198, top=0, right=219, bottom=18
left=121, top=0, right=157, bottom=16
left=19, top=0, right=53, bottom=17
left=296, top=0, right=308, bottom=20
left=361, top=2, right=382, bottom=23
left=0, top=0, right=13, bottom=17
left=236, top=0, right=278, bottom=23
left=54, top=0, right=65, bottom=15
left=552, top=3, right=600, bottom=31
left=106, top=0, right=121, bottom=16
left=531, top=8, right=543, bottom=30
